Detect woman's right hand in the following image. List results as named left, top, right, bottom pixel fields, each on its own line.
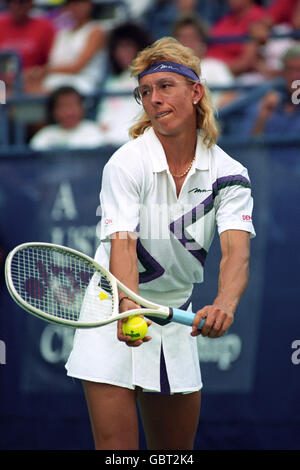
left=117, top=298, right=152, bottom=347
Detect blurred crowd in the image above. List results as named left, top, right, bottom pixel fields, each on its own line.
left=1, top=0, right=300, bottom=149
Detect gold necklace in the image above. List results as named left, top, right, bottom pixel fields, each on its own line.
left=170, top=154, right=196, bottom=178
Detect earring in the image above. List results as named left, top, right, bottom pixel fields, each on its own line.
left=193, top=101, right=197, bottom=105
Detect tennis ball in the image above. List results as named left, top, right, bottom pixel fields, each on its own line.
left=122, top=316, right=148, bottom=341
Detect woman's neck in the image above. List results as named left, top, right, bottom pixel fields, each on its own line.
left=155, top=128, right=198, bottom=171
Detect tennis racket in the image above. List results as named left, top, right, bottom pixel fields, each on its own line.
left=4, top=242, right=205, bottom=330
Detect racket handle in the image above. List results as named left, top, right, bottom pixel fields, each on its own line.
left=171, top=308, right=205, bottom=330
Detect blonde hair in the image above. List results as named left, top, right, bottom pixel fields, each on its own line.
left=129, top=37, right=219, bottom=148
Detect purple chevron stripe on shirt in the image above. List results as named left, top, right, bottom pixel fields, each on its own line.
left=169, top=218, right=207, bottom=266
left=137, top=238, right=165, bottom=283
left=169, top=173, right=251, bottom=264
left=215, top=174, right=251, bottom=188
left=136, top=174, right=250, bottom=280
left=169, top=202, right=207, bottom=266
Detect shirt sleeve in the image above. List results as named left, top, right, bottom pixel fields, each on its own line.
left=215, top=169, right=256, bottom=238
left=98, top=161, right=141, bottom=241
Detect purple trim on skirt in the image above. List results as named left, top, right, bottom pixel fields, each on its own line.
left=159, top=347, right=171, bottom=395
left=146, top=297, right=192, bottom=395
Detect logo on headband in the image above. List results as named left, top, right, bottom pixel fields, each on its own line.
left=152, top=64, right=177, bottom=72
left=138, top=61, right=200, bottom=82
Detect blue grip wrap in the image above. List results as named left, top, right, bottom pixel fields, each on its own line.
left=171, top=308, right=205, bottom=329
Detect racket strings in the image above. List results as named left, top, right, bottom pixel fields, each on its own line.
left=10, top=247, right=115, bottom=324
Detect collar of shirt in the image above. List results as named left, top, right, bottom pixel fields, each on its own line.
left=144, top=127, right=209, bottom=174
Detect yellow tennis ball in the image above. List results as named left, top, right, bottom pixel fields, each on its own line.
left=122, top=316, right=148, bottom=341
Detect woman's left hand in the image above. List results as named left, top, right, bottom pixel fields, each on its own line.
left=118, top=298, right=152, bottom=347
left=191, top=304, right=234, bottom=338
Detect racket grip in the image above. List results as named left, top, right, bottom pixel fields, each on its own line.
left=171, top=308, right=205, bottom=330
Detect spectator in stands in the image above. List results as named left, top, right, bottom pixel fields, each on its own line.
left=260, top=0, right=300, bottom=30
left=207, top=0, right=266, bottom=80
left=248, top=0, right=300, bottom=79
left=25, top=0, right=106, bottom=96
left=241, top=45, right=300, bottom=136
left=96, top=22, right=151, bottom=146
left=143, top=0, right=228, bottom=40
left=172, top=14, right=236, bottom=108
left=29, top=86, right=104, bottom=150
left=0, top=0, right=55, bottom=95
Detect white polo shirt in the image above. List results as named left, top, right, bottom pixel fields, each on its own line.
left=66, top=127, right=255, bottom=393
left=96, top=126, right=255, bottom=308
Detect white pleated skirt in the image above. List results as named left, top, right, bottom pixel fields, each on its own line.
left=65, top=315, right=202, bottom=394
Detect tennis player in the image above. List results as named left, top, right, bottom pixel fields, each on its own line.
left=66, top=37, right=255, bottom=450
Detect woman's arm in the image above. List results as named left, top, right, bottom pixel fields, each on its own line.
left=24, top=27, right=106, bottom=92
left=110, top=231, right=152, bottom=346
left=252, top=91, right=280, bottom=136
left=47, top=27, right=106, bottom=75
left=192, top=229, right=250, bottom=338
left=228, top=41, right=259, bottom=76
left=110, top=231, right=139, bottom=297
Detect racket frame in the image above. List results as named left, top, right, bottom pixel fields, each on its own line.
left=5, top=242, right=173, bottom=328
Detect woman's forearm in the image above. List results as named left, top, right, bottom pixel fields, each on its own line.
left=213, top=230, right=250, bottom=315
left=213, top=251, right=249, bottom=315
left=109, top=232, right=139, bottom=301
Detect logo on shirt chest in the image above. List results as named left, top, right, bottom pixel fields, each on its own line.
left=188, top=187, right=212, bottom=194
